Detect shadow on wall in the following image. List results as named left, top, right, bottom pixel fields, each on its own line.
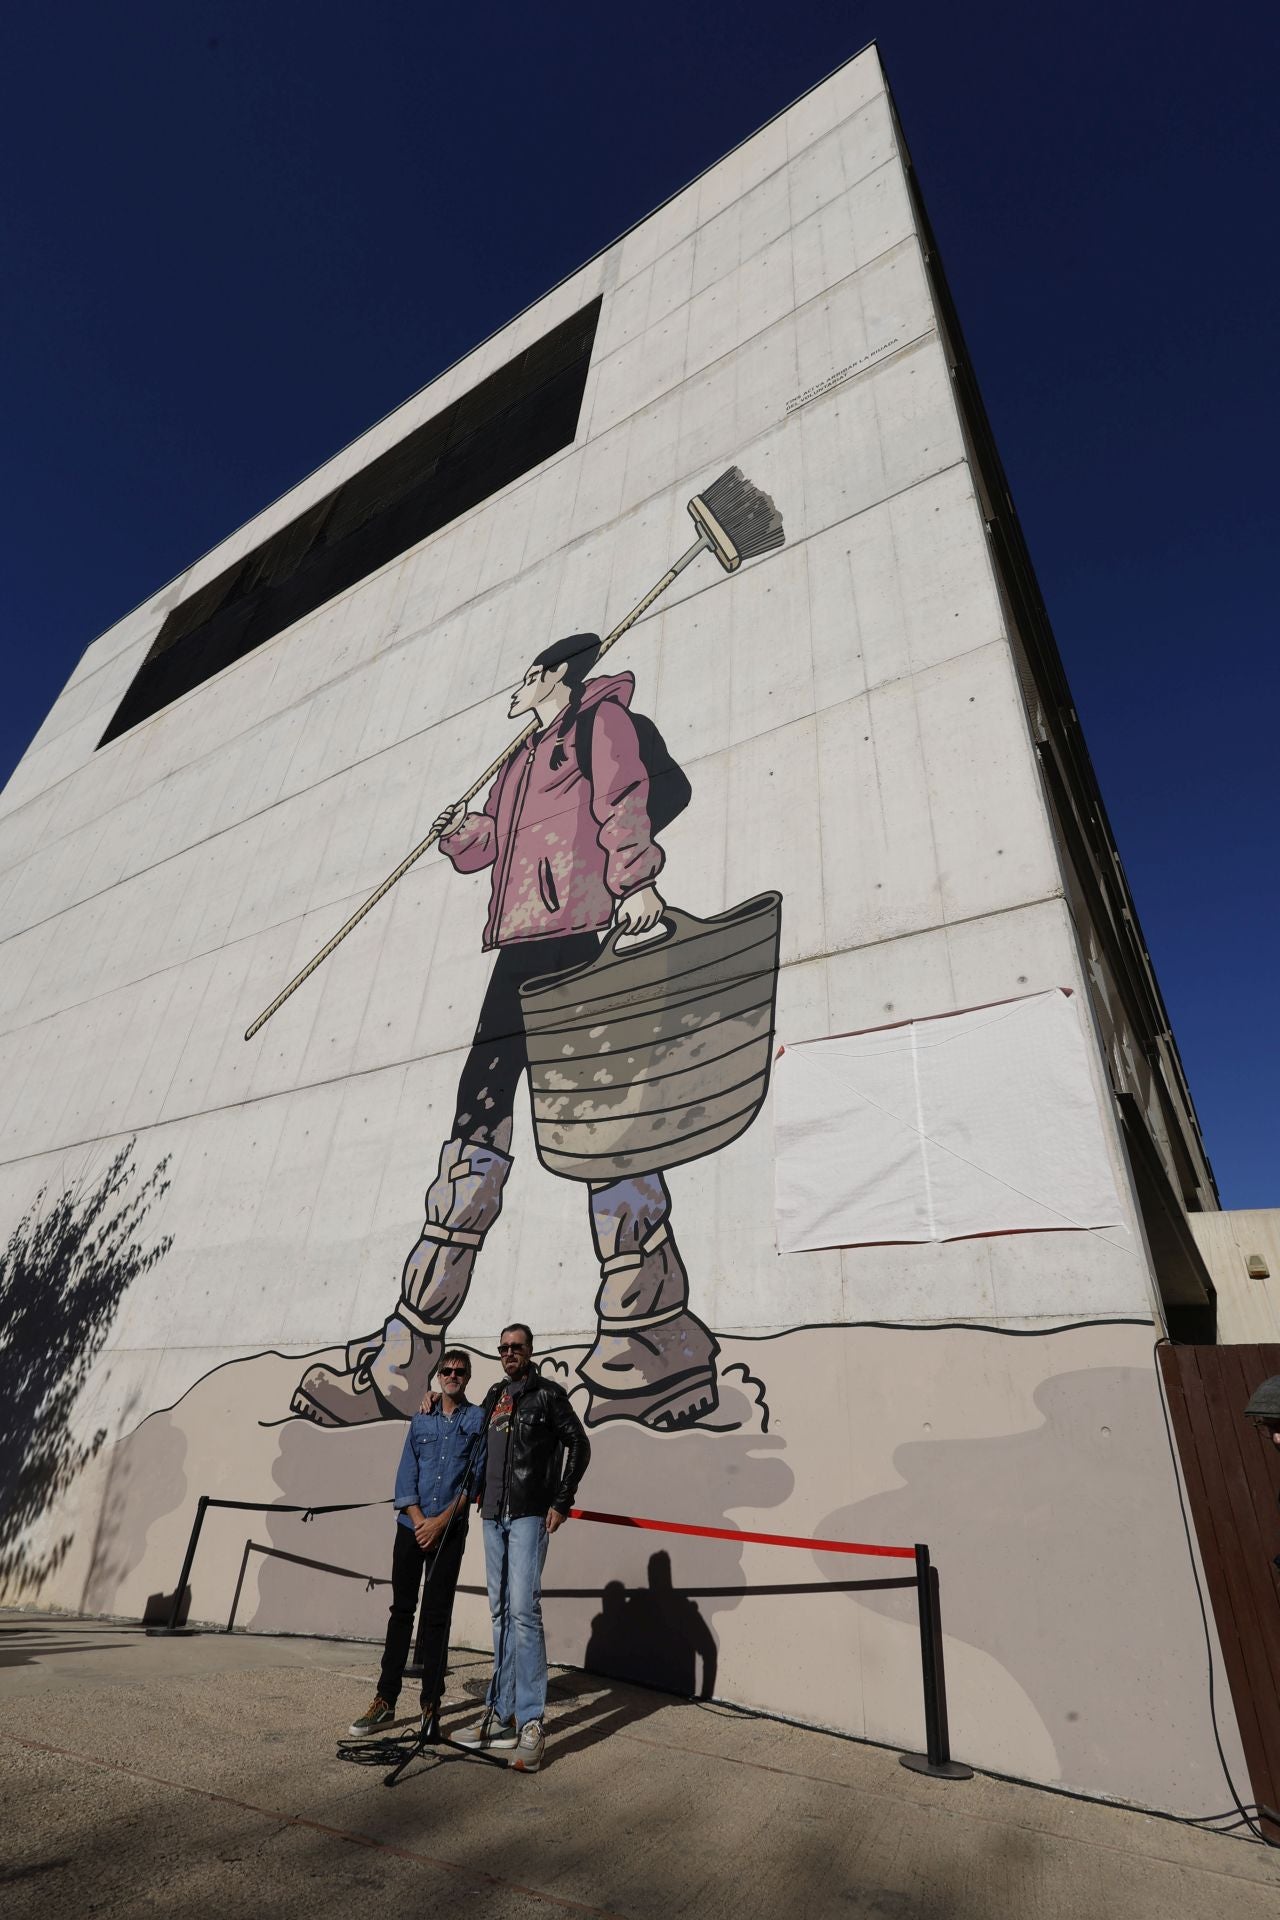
left=818, top=1366, right=1195, bottom=1802
left=253, top=1397, right=405, bottom=1636
left=245, top=1349, right=792, bottom=1645
left=584, top=1549, right=718, bottom=1699
left=0, top=1141, right=173, bottom=1598
left=82, top=1406, right=190, bottom=1625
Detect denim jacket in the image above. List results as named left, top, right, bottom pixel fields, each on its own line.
left=393, top=1403, right=488, bottom=1529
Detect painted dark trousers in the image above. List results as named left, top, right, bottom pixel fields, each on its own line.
left=453, top=933, right=599, bottom=1144
left=394, top=929, right=714, bottom=1429
left=377, top=1519, right=468, bottom=1710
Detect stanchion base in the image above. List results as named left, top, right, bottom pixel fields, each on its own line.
left=899, top=1752, right=973, bottom=1780
left=144, top=1626, right=202, bottom=1637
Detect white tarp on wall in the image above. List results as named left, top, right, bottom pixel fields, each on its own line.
left=774, top=989, right=1125, bottom=1252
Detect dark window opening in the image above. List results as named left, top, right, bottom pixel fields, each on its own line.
left=1117, top=1094, right=1218, bottom=1343
left=98, top=297, right=603, bottom=747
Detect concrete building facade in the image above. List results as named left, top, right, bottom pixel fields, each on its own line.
left=1189, top=1210, right=1280, bottom=1343
left=0, top=46, right=1242, bottom=1814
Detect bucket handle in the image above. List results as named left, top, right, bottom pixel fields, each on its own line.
left=610, top=914, right=678, bottom=956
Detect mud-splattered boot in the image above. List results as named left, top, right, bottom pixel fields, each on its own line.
left=578, top=1172, right=719, bottom=1431
left=292, top=1138, right=512, bottom=1427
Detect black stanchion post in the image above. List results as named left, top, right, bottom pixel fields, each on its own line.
left=899, top=1542, right=972, bottom=1780
left=146, top=1495, right=211, bottom=1637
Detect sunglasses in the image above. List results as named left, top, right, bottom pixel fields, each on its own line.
left=497, top=1343, right=528, bottom=1356
left=438, top=1366, right=469, bottom=1378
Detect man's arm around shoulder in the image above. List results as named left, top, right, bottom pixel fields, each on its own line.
left=465, top=1403, right=488, bottom=1503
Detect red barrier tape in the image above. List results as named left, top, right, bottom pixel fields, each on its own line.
left=569, top=1507, right=916, bottom=1561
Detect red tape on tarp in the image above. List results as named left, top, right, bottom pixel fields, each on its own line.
left=569, top=1507, right=916, bottom=1560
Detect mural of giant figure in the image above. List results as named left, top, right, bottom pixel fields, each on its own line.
left=282, top=470, right=785, bottom=1436
left=294, top=633, right=722, bottom=1433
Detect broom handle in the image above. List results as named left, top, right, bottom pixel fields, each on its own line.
left=243, top=530, right=710, bottom=1040
left=593, top=529, right=708, bottom=664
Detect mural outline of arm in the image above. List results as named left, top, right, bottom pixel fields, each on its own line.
left=585, top=698, right=666, bottom=935
left=436, top=769, right=503, bottom=874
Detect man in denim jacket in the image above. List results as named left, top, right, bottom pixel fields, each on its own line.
left=347, top=1347, right=487, bottom=1735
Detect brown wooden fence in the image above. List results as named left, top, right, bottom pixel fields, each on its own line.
left=1158, top=1342, right=1280, bottom=1840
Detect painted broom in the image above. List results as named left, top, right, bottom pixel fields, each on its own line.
left=244, top=466, right=785, bottom=1041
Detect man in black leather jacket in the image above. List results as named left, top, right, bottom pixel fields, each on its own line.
left=458, top=1323, right=590, bottom=1772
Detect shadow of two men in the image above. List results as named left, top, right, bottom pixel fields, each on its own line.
left=584, top=1549, right=717, bottom=1700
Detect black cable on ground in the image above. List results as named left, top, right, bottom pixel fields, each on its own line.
left=336, top=1731, right=427, bottom=1767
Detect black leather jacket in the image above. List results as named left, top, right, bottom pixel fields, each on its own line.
left=479, top=1366, right=590, bottom=1521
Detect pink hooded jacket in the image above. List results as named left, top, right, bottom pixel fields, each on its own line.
left=439, top=672, right=664, bottom=950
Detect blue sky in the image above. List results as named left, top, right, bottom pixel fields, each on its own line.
left=1, top=3, right=1276, bottom=1205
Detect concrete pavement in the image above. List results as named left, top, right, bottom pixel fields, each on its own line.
left=1, top=1609, right=1276, bottom=1918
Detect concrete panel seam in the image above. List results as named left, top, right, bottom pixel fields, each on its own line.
left=0, top=453, right=975, bottom=925
left=0, top=892, right=1073, bottom=1171
left=0, top=616, right=1014, bottom=1000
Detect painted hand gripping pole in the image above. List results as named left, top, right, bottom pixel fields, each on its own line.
left=241, top=467, right=788, bottom=1437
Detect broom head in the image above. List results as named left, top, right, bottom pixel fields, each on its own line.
left=687, top=466, right=786, bottom=573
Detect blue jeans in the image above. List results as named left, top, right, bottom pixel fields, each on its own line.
left=483, top=1515, right=550, bottom=1729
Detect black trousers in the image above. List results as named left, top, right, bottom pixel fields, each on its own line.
left=377, top=1520, right=469, bottom=1709
left=453, top=933, right=600, bottom=1144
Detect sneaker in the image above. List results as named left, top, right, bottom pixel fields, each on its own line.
left=348, top=1695, right=396, bottom=1736
left=510, top=1719, right=545, bottom=1773
left=456, top=1713, right=518, bottom=1751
